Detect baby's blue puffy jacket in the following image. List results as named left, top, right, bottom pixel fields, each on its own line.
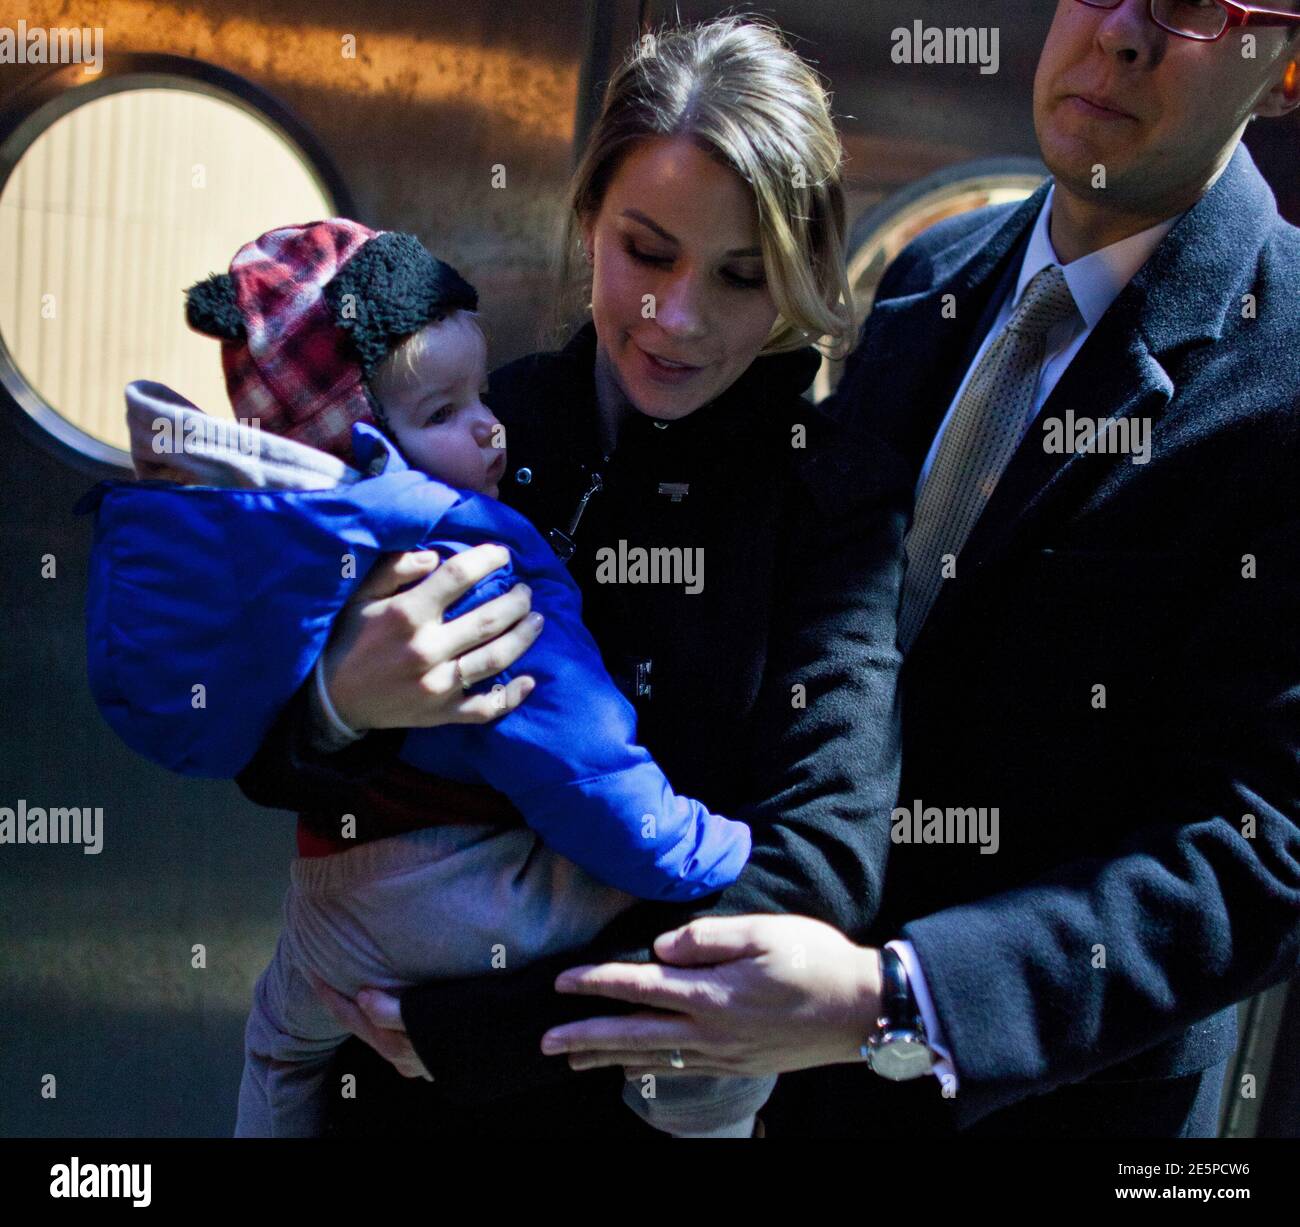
left=78, top=421, right=750, bottom=901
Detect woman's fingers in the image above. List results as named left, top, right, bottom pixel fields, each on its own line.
left=310, top=975, right=410, bottom=1066
left=311, top=972, right=368, bottom=1034
left=423, top=582, right=539, bottom=667
left=353, top=550, right=440, bottom=601
left=323, top=541, right=542, bottom=731
left=541, top=1009, right=698, bottom=1056
left=445, top=605, right=544, bottom=688
left=309, top=975, right=433, bottom=1081
left=355, top=989, right=435, bottom=1082
left=354, top=988, right=404, bottom=1030
left=449, top=675, right=537, bottom=724
left=396, top=543, right=513, bottom=625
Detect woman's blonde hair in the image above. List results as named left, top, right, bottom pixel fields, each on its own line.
left=558, top=15, right=854, bottom=357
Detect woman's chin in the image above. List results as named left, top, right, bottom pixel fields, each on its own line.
left=620, top=370, right=712, bottom=421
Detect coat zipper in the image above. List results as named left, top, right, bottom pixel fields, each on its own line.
left=548, top=451, right=655, bottom=703
left=548, top=462, right=606, bottom=561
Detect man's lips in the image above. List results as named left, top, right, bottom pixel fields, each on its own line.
left=1065, top=92, right=1138, bottom=121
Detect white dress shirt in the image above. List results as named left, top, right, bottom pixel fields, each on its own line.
left=893, top=186, right=1180, bottom=1091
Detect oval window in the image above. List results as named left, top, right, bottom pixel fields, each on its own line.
left=0, top=68, right=347, bottom=467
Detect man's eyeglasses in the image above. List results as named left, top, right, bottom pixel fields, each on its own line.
left=1075, top=0, right=1300, bottom=42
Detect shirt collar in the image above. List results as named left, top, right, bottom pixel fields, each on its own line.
left=1015, top=184, right=1181, bottom=330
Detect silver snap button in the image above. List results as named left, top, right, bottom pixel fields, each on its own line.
left=515, top=467, right=533, bottom=484
left=653, top=420, right=669, bottom=430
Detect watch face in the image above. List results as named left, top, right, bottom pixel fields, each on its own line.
left=870, top=1033, right=935, bottom=1082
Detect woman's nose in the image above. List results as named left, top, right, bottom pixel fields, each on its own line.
left=654, top=271, right=709, bottom=340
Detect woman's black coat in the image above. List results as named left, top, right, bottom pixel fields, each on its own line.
left=235, top=321, right=910, bottom=1134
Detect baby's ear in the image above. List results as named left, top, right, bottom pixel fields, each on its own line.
left=185, top=273, right=245, bottom=340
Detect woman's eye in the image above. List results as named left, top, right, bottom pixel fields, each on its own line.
left=723, top=269, right=767, bottom=291
left=625, top=241, right=672, bottom=267
left=624, top=238, right=764, bottom=290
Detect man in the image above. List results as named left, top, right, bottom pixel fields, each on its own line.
left=534, top=0, right=1300, bottom=1136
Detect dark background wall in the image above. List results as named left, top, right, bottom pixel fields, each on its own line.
left=1, top=0, right=1295, bottom=1137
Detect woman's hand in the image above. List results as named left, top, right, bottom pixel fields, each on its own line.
left=309, top=976, right=433, bottom=1081
left=324, top=544, right=543, bottom=732
left=540, top=915, right=883, bottom=1078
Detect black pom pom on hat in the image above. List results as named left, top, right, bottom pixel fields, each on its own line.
left=323, top=232, right=479, bottom=379
left=184, top=273, right=246, bottom=341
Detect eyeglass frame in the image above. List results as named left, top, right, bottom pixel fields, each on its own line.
left=1074, top=0, right=1300, bottom=42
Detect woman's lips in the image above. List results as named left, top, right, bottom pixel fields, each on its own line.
left=631, top=340, right=706, bottom=385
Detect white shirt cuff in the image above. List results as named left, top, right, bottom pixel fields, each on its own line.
left=886, top=939, right=959, bottom=1095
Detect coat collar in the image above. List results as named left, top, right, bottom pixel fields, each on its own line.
left=1131, top=140, right=1277, bottom=356
left=868, top=140, right=1275, bottom=421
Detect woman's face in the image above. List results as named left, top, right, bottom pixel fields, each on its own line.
left=582, top=135, right=780, bottom=421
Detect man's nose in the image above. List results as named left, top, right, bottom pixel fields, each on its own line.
left=1096, top=0, right=1165, bottom=67
left=654, top=270, right=709, bottom=340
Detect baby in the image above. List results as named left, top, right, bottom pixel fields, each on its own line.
left=81, top=220, right=773, bottom=1138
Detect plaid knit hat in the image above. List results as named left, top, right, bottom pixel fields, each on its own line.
left=185, top=219, right=478, bottom=463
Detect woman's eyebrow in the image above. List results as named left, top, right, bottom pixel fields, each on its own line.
left=620, top=209, right=762, bottom=258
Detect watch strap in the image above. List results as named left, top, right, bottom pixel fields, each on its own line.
left=879, top=945, right=920, bottom=1030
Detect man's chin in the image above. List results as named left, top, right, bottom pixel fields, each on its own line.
left=1042, top=105, right=1148, bottom=170
left=1041, top=131, right=1132, bottom=195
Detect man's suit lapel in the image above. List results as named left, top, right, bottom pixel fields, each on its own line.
left=942, top=311, right=1175, bottom=585
left=858, top=183, right=1050, bottom=470
left=914, top=141, right=1276, bottom=650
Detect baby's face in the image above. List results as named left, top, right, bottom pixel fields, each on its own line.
left=371, top=314, right=506, bottom=498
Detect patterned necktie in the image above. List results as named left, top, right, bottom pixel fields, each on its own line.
left=897, top=264, right=1078, bottom=653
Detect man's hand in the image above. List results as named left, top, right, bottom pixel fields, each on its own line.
left=540, top=915, right=882, bottom=1078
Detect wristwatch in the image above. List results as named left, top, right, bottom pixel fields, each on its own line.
left=863, top=945, right=937, bottom=1081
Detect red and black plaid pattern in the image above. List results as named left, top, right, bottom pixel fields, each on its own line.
left=222, top=219, right=380, bottom=463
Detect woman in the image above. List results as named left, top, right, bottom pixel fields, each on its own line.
left=237, top=15, right=908, bottom=1137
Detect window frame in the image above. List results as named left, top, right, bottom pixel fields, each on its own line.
left=0, top=52, right=354, bottom=476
